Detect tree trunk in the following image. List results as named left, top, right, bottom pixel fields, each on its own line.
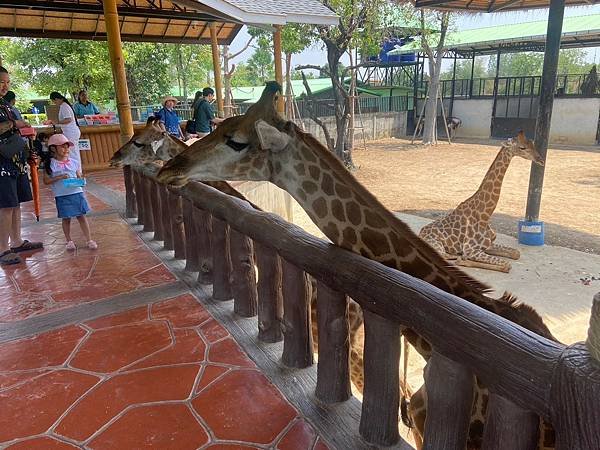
left=223, top=45, right=232, bottom=118
left=347, top=48, right=356, bottom=152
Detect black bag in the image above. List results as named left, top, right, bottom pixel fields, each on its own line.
left=0, top=130, right=26, bottom=160
left=185, top=119, right=196, bottom=134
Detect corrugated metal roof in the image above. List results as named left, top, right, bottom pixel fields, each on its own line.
left=388, top=14, right=600, bottom=55
left=415, top=0, right=600, bottom=12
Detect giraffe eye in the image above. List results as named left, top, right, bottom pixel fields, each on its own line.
left=225, top=138, right=248, bottom=152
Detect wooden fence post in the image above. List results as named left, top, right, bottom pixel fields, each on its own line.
left=281, top=259, right=313, bottom=368
left=481, top=393, right=539, bottom=450
left=195, top=207, right=213, bottom=284
left=422, top=352, right=474, bottom=450
left=360, top=309, right=400, bottom=446
left=168, top=190, right=185, bottom=259
left=159, top=185, right=173, bottom=251
left=255, top=242, right=283, bottom=343
left=211, top=218, right=232, bottom=301
left=183, top=198, right=200, bottom=271
left=315, top=281, right=351, bottom=403
left=549, top=293, right=600, bottom=449
left=132, top=170, right=144, bottom=226
left=149, top=180, right=163, bottom=241
left=123, top=165, right=137, bottom=218
left=229, top=229, right=258, bottom=317
left=142, top=176, right=154, bottom=233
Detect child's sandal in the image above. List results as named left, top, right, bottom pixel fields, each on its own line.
left=87, top=240, right=98, bottom=250
left=66, top=241, right=76, bottom=251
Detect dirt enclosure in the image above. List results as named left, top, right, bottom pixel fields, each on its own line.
left=352, top=138, right=600, bottom=254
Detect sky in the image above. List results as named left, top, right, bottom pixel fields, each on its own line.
left=226, top=5, right=600, bottom=76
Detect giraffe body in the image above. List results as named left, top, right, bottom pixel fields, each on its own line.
left=419, top=133, right=543, bottom=273
left=156, top=83, right=559, bottom=449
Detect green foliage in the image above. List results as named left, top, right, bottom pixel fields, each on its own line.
left=230, top=63, right=257, bottom=87
left=247, top=35, right=275, bottom=84
left=123, top=43, right=171, bottom=105
left=487, top=49, right=592, bottom=78
left=441, top=58, right=488, bottom=80
left=165, top=44, right=213, bottom=97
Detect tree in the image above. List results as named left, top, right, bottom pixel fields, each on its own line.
left=221, top=36, right=255, bottom=117
left=441, top=58, right=488, bottom=81
left=247, top=35, right=275, bottom=84
left=123, top=43, right=171, bottom=105
left=166, top=44, right=213, bottom=104
left=581, top=64, right=599, bottom=96
left=298, top=0, right=387, bottom=166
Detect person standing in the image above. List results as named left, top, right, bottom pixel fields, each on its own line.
left=73, top=90, right=100, bottom=118
left=3, top=91, right=23, bottom=120
left=156, top=96, right=183, bottom=139
left=0, top=66, right=43, bottom=265
left=193, top=87, right=223, bottom=139
left=44, top=92, right=82, bottom=170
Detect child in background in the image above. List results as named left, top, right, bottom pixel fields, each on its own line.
left=42, top=134, right=97, bottom=251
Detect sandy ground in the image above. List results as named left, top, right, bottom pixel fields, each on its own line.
left=286, top=137, right=600, bottom=410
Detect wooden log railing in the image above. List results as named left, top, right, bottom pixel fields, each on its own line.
left=128, top=165, right=600, bottom=450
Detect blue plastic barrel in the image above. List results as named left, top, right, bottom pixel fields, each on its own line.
left=518, top=220, right=544, bottom=246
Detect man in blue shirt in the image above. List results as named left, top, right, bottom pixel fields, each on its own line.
left=156, top=96, right=183, bottom=139
left=73, top=90, right=100, bottom=118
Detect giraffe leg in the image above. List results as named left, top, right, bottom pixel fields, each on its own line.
left=485, top=243, right=520, bottom=260
left=456, top=249, right=511, bottom=273
left=421, top=236, right=459, bottom=260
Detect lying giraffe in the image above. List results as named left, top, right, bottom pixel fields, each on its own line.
left=156, top=82, right=559, bottom=448
left=419, top=131, right=544, bottom=273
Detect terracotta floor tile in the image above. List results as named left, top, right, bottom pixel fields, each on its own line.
left=87, top=404, right=209, bottom=450
left=277, top=419, right=317, bottom=450
left=199, top=318, right=231, bottom=343
left=192, top=369, right=297, bottom=444
left=55, top=365, right=199, bottom=441
left=84, top=306, right=149, bottom=329
left=0, top=325, right=86, bottom=371
left=208, top=337, right=255, bottom=368
left=0, top=369, right=51, bottom=390
left=151, top=294, right=211, bottom=328
left=70, top=322, right=172, bottom=373
left=195, top=364, right=230, bottom=394
left=314, top=438, right=330, bottom=450
left=129, top=328, right=206, bottom=370
left=6, top=436, right=81, bottom=449
left=0, top=369, right=99, bottom=442
left=206, top=445, right=262, bottom=450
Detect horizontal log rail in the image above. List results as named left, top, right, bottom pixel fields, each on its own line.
left=129, top=164, right=600, bottom=450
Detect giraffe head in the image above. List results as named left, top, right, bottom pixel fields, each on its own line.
left=503, top=131, right=544, bottom=165
left=157, top=82, right=286, bottom=186
left=110, top=117, right=180, bottom=167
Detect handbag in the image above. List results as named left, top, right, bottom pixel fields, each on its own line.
left=0, top=130, right=26, bottom=160
left=185, top=118, right=196, bottom=134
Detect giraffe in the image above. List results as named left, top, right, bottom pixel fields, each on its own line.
left=419, top=131, right=544, bottom=273
left=155, top=82, right=560, bottom=448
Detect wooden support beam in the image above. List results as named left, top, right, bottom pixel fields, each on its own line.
left=273, top=25, right=284, bottom=115
left=210, top=22, right=225, bottom=118
left=525, top=0, right=565, bottom=222
left=102, top=0, right=134, bottom=144
left=255, top=242, right=283, bottom=343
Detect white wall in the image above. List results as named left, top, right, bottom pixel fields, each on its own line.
left=452, top=99, right=493, bottom=139
left=549, top=98, right=600, bottom=145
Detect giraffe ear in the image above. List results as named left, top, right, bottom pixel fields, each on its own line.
left=255, top=120, right=290, bottom=152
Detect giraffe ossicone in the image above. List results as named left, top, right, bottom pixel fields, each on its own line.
left=157, top=82, right=559, bottom=449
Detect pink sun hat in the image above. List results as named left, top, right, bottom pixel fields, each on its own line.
left=47, top=134, right=74, bottom=147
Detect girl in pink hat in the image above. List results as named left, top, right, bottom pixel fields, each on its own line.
left=42, top=134, right=97, bottom=251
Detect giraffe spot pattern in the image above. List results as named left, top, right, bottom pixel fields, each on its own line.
left=389, top=231, right=411, bottom=258
left=331, top=199, right=345, bottom=222
left=364, top=210, right=386, bottom=228
left=312, top=197, right=328, bottom=219
left=294, top=163, right=306, bottom=176
left=308, top=165, right=321, bottom=181
left=302, top=146, right=317, bottom=163
left=335, top=183, right=352, bottom=199
left=321, top=172, right=335, bottom=196
left=323, top=222, right=340, bottom=243
left=346, top=201, right=362, bottom=226
left=296, top=188, right=307, bottom=202
left=342, top=227, right=358, bottom=246
left=302, top=180, right=319, bottom=195
left=360, top=228, right=391, bottom=256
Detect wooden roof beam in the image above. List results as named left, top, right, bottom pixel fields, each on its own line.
left=415, top=0, right=455, bottom=6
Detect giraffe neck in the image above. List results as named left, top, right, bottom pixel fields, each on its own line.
left=271, top=132, right=489, bottom=302
left=469, top=148, right=513, bottom=219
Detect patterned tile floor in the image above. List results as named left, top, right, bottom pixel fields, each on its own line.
left=0, top=169, right=329, bottom=449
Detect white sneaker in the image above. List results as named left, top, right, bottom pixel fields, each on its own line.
left=87, top=240, right=98, bottom=250
left=66, top=241, right=76, bottom=251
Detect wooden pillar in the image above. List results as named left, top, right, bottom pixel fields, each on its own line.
left=273, top=25, right=284, bottom=114
left=469, top=52, right=476, bottom=98
left=525, top=0, right=566, bottom=222
left=210, top=23, right=224, bottom=118
left=449, top=53, right=458, bottom=117
left=102, top=0, right=133, bottom=143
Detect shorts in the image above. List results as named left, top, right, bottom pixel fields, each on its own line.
left=55, top=192, right=90, bottom=218
left=0, top=173, right=33, bottom=209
